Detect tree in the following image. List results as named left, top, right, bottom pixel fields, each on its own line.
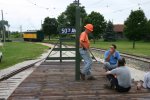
left=42, top=17, right=58, bottom=40
left=84, top=11, right=106, bottom=40
left=0, top=20, right=9, bottom=31
left=144, top=20, right=150, bottom=41
left=11, top=31, right=22, bottom=38
left=57, top=12, right=68, bottom=27
left=0, top=20, right=9, bottom=41
left=124, top=9, right=147, bottom=48
left=103, top=21, right=116, bottom=41
left=57, top=3, right=87, bottom=28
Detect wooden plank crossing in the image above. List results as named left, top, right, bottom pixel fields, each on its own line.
left=0, top=67, right=36, bottom=99
left=8, top=62, right=150, bottom=100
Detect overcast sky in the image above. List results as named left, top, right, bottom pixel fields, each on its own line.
left=0, top=0, right=150, bottom=31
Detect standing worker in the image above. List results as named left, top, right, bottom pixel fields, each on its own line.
left=79, top=24, right=96, bottom=80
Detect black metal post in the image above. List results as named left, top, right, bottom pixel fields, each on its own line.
left=75, top=0, right=80, bottom=80
left=60, top=37, right=62, bottom=63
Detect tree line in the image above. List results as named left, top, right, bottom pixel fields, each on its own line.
left=42, top=2, right=106, bottom=40
left=42, top=3, right=150, bottom=42
left=0, top=2, right=149, bottom=42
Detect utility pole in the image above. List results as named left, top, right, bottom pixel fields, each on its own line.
left=41, top=20, right=42, bottom=30
left=20, top=25, right=22, bottom=33
left=1, top=10, right=5, bottom=43
left=75, top=0, right=81, bottom=80
left=8, top=25, right=10, bottom=40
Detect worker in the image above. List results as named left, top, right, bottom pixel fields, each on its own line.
left=105, top=58, right=132, bottom=92
left=79, top=24, right=96, bottom=80
left=104, top=44, right=121, bottom=71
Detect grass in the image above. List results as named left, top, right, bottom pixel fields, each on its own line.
left=44, top=39, right=150, bottom=58
left=0, top=42, right=48, bottom=70
left=90, top=40, right=150, bottom=58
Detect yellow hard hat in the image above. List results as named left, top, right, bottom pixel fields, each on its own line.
left=84, top=24, right=93, bottom=32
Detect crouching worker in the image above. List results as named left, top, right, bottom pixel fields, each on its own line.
left=104, top=44, right=121, bottom=71
left=105, top=58, right=131, bottom=92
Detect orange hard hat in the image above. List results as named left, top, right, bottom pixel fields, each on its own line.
left=84, top=24, right=93, bottom=32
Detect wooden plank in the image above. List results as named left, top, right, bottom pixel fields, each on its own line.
left=8, top=62, right=150, bottom=100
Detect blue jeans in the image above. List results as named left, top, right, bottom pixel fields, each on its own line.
left=104, top=62, right=117, bottom=70
left=79, top=48, right=93, bottom=76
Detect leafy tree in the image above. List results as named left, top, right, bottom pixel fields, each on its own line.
left=103, top=21, right=116, bottom=41
left=42, top=17, right=58, bottom=40
left=57, top=12, right=68, bottom=27
left=57, top=3, right=87, bottom=28
left=124, top=9, right=147, bottom=48
left=84, top=11, right=106, bottom=39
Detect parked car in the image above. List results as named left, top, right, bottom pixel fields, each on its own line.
left=0, top=52, right=2, bottom=62
left=0, top=43, right=3, bottom=62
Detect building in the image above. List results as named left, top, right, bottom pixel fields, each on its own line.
left=113, top=24, right=125, bottom=39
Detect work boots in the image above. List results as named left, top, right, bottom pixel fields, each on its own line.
left=80, top=71, right=96, bottom=80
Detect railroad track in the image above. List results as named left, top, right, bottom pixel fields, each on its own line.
left=91, top=47, right=150, bottom=63
left=0, top=46, right=53, bottom=99
left=0, top=44, right=75, bottom=99
left=0, top=58, right=48, bottom=99
left=61, top=43, right=150, bottom=62
left=0, top=66, right=36, bottom=99
left=0, top=44, right=53, bottom=82
left=0, top=59, right=45, bottom=82
left=53, top=43, right=150, bottom=70
left=90, top=48, right=150, bottom=71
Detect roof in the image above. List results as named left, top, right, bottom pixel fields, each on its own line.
left=113, top=24, right=124, bottom=32
left=23, top=30, right=38, bottom=33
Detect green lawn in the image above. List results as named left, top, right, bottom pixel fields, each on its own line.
left=90, top=40, right=150, bottom=58
left=0, top=42, right=48, bottom=69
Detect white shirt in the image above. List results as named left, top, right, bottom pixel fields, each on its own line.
left=110, top=66, right=131, bottom=88
left=143, top=72, right=150, bottom=89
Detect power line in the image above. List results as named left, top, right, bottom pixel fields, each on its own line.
left=85, top=0, right=150, bottom=14
left=25, top=0, right=56, bottom=11
left=110, top=1, right=150, bottom=14
left=88, top=0, right=105, bottom=7
left=85, top=0, right=105, bottom=9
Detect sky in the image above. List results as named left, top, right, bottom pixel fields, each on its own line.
left=0, top=0, right=150, bottom=32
